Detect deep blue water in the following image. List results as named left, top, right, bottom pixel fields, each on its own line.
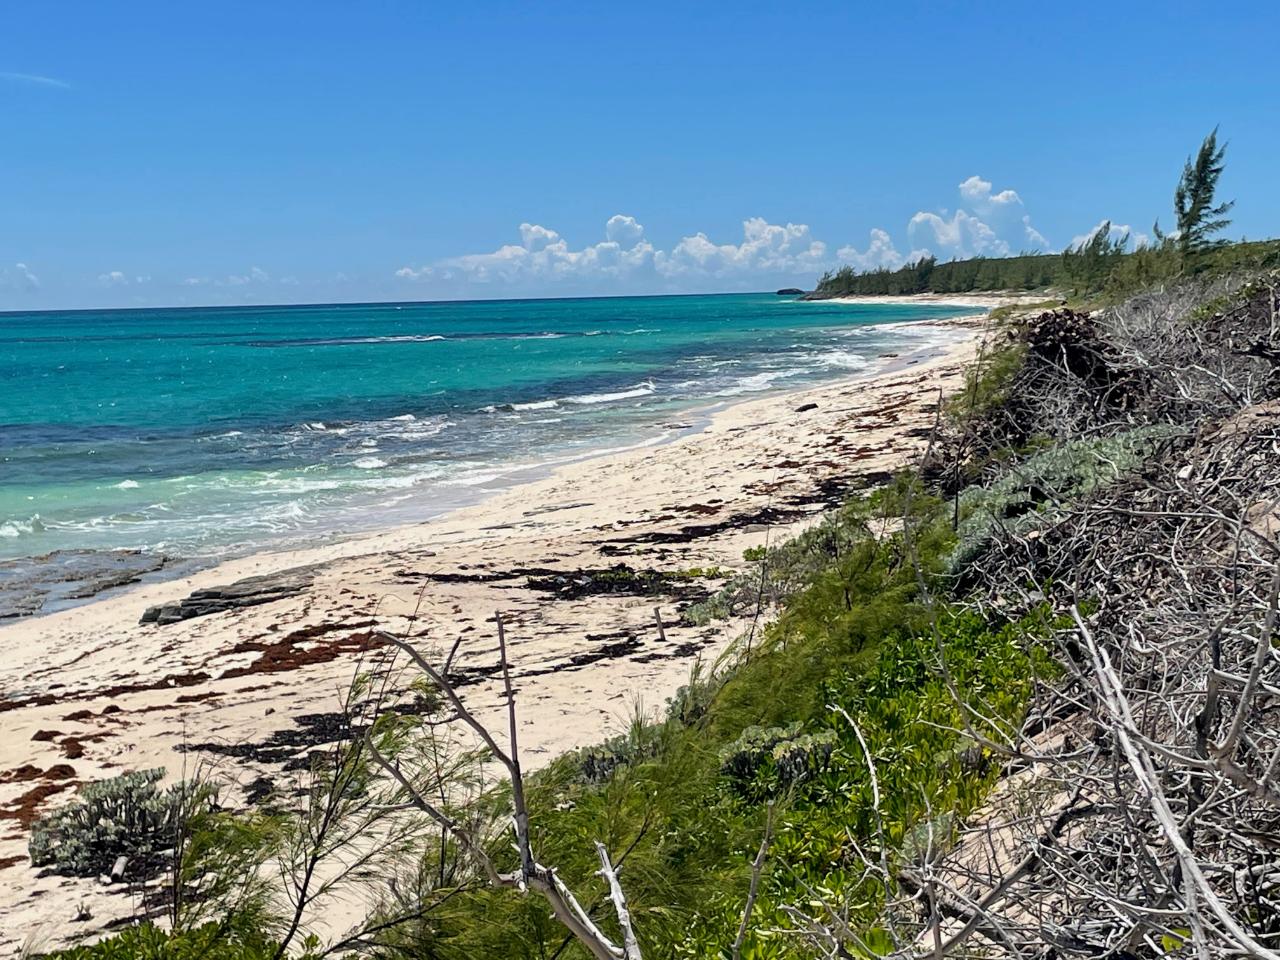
left=0, top=293, right=975, bottom=562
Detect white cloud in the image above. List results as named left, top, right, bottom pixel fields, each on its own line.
left=392, top=173, right=1092, bottom=295
left=518, top=223, right=560, bottom=253
left=397, top=215, right=838, bottom=293
left=1022, top=215, right=1052, bottom=250
left=1, top=262, right=41, bottom=291
left=660, top=218, right=828, bottom=279
left=835, top=228, right=912, bottom=272
left=1070, top=220, right=1149, bottom=251
left=399, top=215, right=659, bottom=287
left=958, top=175, right=1022, bottom=211
left=180, top=268, right=272, bottom=288
left=827, top=172, right=1052, bottom=273
left=98, top=270, right=128, bottom=286
left=0, top=71, right=70, bottom=89
left=908, top=209, right=1011, bottom=259
left=226, top=266, right=270, bottom=286
left=605, top=214, right=645, bottom=248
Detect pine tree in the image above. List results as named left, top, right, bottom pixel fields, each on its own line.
left=1155, top=128, right=1234, bottom=255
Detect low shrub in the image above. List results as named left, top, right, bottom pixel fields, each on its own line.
left=949, top=424, right=1179, bottom=573
left=28, top=769, right=213, bottom=880
left=37, top=922, right=288, bottom=960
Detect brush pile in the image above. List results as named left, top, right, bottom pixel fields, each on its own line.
left=906, top=276, right=1280, bottom=957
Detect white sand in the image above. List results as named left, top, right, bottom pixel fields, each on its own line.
left=809, top=292, right=1055, bottom=309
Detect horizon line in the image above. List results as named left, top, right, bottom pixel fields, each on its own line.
left=0, top=289, right=810, bottom=319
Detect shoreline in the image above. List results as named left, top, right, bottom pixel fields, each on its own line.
left=804, top=291, right=1054, bottom=310
left=0, top=312, right=986, bottom=952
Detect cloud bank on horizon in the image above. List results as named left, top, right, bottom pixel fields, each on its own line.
left=2, top=174, right=1146, bottom=308
left=392, top=174, right=1130, bottom=297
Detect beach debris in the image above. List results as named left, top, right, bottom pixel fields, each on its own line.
left=795, top=402, right=818, bottom=413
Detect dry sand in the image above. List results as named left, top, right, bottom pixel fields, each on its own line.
left=0, top=307, right=987, bottom=953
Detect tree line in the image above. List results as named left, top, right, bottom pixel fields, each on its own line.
left=812, top=129, right=1277, bottom=299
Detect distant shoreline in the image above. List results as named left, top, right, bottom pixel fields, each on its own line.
left=803, top=290, right=1055, bottom=309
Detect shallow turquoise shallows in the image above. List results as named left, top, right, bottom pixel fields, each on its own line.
left=0, top=294, right=977, bottom=562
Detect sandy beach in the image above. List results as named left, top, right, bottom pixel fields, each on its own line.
left=808, top=292, right=1054, bottom=309
left=0, top=308, right=985, bottom=952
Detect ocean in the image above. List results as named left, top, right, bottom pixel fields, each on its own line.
left=0, top=293, right=977, bottom=608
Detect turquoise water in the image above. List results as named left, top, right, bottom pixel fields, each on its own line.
left=0, top=294, right=976, bottom=563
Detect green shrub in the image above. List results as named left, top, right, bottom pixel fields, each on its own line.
left=28, top=769, right=213, bottom=879
left=720, top=722, right=802, bottom=783
left=575, top=707, right=663, bottom=784
left=37, top=922, right=288, bottom=960
left=950, top=425, right=1179, bottom=573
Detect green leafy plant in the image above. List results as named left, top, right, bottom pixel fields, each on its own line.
left=28, top=769, right=213, bottom=880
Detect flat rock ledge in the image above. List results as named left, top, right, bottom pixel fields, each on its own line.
left=140, top=565, right=318, bottom=625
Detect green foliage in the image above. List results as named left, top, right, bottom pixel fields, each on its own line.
left=810, top=132, right=1261, bottom=301
left=813, top=238, right=1278, bottom=302
left=815, top=251, right=1061, bottom=297
left=950, top=425, right=1179, bottom=573
left=720, top=722, right=836, bottom=799
left=28, top=769, right=213, bottom=880
left=1167, top=127, right=1234, bottom=256
left=576, top=704, right=665, bottom=784
left=689, top=477, right=933, bottom=628
left=37, top=922, right=290, bottom=960
left=91, top=470, right=1068, bottom=960
left=363, top=481, right=1053, bottom=959
left=1060, top=220, right=1130, bottom=293
left=947, top=337, right=1027, bottom=425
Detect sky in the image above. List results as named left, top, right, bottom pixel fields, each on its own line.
left=2, top=1, right=1278, bottom=311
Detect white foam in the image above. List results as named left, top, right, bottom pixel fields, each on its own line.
left=353, top=457, right=387, bottom=470
left=812, top=349, right=869, bottom=370
left=114, top=479, right=140, bottom=489
left=343, top=334, right=447, bottom=344
left=512, top=399, right=560, bottom=411
left=0, top=515, right=44, bottom=538
left=564, top=381, right=656, bottom=405
left=717, top=369, right=805, bottom=397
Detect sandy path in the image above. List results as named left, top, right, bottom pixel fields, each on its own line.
left=0, top=314, right=984, bottom=952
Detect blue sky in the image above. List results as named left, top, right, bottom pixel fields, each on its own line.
left=2, top=1, right=1278, bottom=310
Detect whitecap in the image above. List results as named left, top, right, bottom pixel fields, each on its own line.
left=812, top=350, right=869, bottom=370
left=0, top=515, right=45, bottom=538
left=114, top=479, right=141, bottom=490
left=512, top=399, right=560, bottom=411
left=353, top=457, right=387, bottom=470
left=716, top=369, right=806, bottom=397
left=564, top=381, right=656, bottom=405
